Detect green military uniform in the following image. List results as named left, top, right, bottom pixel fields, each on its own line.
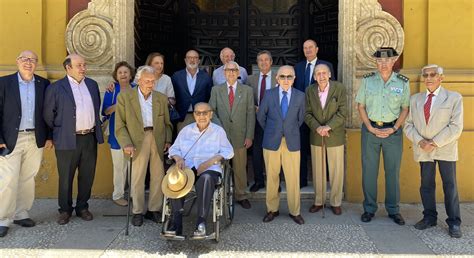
left=355, top=71, right=410, bottom=215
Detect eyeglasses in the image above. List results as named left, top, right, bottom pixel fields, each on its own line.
left=224, top=68, right=239, bottom=73
left=194, top=111, right=211, bottom=116
left=422, top=73, right=438, bottom=78
left=278, top=75, right=295, bottom=80
left=17, top=56, right=38, bottom=64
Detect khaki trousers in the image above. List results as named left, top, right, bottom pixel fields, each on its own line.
left=263, top=138, right=301, bottom=216
left=131, top=131, right=164, bottom=214
left=110, top=148, right=128, bottom=200
left=311, top=144, right=344, bottom=207
left=233, top=147, right=249, bottom=201
left=177, top=113, right=195, bottom=132
left=0, top=132, right=43, bottom=226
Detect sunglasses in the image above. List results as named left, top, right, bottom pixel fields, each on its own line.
left=224, top=68, right=239, bottom=73
left=278, top=75, right=295, bottom=80
left=422, top=73, right=438, bottom=78
left=194, top=111, right=211, bottom=116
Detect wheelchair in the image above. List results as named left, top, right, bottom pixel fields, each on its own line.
left=160, top=160, right=234, bottom=242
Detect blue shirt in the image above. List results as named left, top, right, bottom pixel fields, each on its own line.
left=18, top=73, right=35, bottom=130
left=279, top=86, right=292, bottom=104
left=212, top=65, right=248, bottom=86
left=186, top=69, right=197, bottom=111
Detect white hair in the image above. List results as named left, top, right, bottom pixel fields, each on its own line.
left=134, top=65, right=155, bottom=81
left=421, top=64, right=444, bottom=75
left=224, top=61, right=240, bottom=72
left=313, top=64, right=331, bottom=75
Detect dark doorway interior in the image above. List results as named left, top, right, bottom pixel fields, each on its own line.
left=135, top=0, right=338, bottom=77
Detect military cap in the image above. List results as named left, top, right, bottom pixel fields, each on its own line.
left=373, top=47, right=399, bottom=58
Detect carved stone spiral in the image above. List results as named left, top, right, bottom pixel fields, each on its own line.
left=66, top=15, right=113, bottom=66
left=355, top=14, right=404, bottom=68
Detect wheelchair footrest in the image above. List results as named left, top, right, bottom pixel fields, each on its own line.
left=160, top=233, right=186, bottom=241
left=189, top=232, right=216, bottom=241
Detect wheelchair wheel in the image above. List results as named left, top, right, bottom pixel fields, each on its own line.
left=224, top=166, right=235, bottom=226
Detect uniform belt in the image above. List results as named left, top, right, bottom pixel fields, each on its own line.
left=76, top=128, right=95, bottom=135
left=369, top=120, right=396, bottom=128
left=144, top=126, right=154, bottom=131
left=18, top=128, right=35, bottom=133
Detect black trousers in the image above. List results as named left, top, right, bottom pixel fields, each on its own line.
left=299, top=123, right=310, bottom=185
left=55, top=134, right=97, bottom=213
left=420, top=160, right=461, bottom=226
left=171, top=170, right=220, bottom=226
left=252, top=123, right=265, bottom=185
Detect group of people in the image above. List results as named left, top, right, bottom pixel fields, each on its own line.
left=0, top=39, right=464, bottom=239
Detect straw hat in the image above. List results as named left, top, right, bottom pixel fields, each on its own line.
left=161, top=164, right=195, bottom=199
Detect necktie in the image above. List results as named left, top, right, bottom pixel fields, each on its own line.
left=281, top=91, right=288, bottom=119
left=304, top=63, right=312, bottom=88
left=424, top=93, right=434, bottom=124
left=259, top=74, right=267, bottom=104
left=229, top=86, right=234, bottom=111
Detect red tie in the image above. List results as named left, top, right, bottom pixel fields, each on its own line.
left=424, top=93, right=434, bottom=124
left=259, top=74, right=267, bottom=104
left=229, top=86, right=234, bottom=110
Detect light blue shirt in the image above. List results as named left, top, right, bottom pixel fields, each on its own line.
left=186, top=69, right=198, bottom=111
left=212, top=65, right=248, bottom=86
left=18, top=73, right=36, bottom=130
left=257, top=71, right=272, bottom=101
left=279, top=86, right=292, bottom=105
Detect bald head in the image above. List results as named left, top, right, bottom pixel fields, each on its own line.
left=64, top=54, right=87, bottom=82
left=220, top=47, right=235, bottom=64
left=16, top=50, right=38, bottom=80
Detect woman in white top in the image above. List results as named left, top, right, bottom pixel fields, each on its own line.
left=145, top=52, right=176, bottom=105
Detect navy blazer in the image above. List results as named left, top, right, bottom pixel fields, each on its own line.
left=257, top=87, right=305, bottom=151
left=0, top=72, right=51, bottom=154
left=293, top=59, right=335, bottom=93
left=43, top=76, right=104, bottom=150
left=171, top=68, right=213, bottom=121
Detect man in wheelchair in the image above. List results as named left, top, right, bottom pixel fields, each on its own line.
left=163, top=102, right=234, bottom=238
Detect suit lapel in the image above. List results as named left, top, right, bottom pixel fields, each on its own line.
left=131, top=88, right=144, bottom=126
left=11, top=73, right=21, bottom=110
left=84, top=79, right=98, bottom=117
left=34, top=77, right=43, bottom=121
left=191, top=71, right=202, bottom=96
left=417, top=93, right=426, bottom=125
left=61, top=77, right=76, bottom=105
left=322, top=82, right=336, bottom=115
left=273, top=89, right=283, bottom=119
left=219, top=84, right=231, bottom=118
left=231, top=83, right=243, bottom=117
left=428, top=87, right=447, bottom=124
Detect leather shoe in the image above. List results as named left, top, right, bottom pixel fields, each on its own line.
left=192, top=222, right=206, bottom=239
left=57, top=212, right=71, bottom=225
left=249, top=183, right=265, bottom=192
left=331, top=206, right=342, bottom=215
left=113, top=198, right=128, bottom=206
left=263, top=211, right=279, bottom=223
left=237, top=199, right=251, bottom=209
left=448, top=225, right=462, bottom=238
left=13, top=218, right=36, bottom=227
left=309, top=205, right=323, bottom=213
left=164, top=222, right=183, bottom=236
left=289, top=214, right=305, bottom=225
left=77, top=209, right=93, bottom=221
left=132, top=214, right=143, bottom=226
left=144, top=210, right=161, bottom=223
left=0, top=226, right=8, bottom=237
left=388, top=213, right=405, bottom=225
left=361, top=212, right=374, bottom=222
left=414, top=219, right=437, bottom=230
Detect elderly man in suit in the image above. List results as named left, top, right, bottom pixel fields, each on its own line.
left=404, top=64, right=463, bottom=238
left=0, top=50, right=52, bottom=237
left=212, top=47, right=248, bottom=85
left=209, top=61, right=255, bottom=209
left=257, top=65, right=306, bottom=225
left=171, top=49, right=213, bottom=131
left=44, top=54, right=104, bottom=225
left=115, top=65, right=173, bottom=226
left=305, top=64, right=347, bottom=215
left=293, top=39, right=335, bottom=188
left=246, top=50, right=277, bottom=192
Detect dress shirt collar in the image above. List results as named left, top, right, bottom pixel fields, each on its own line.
left=260, top=70, right=271, bottom=78
left=138, top=87, right=152, bottom=101
left=426, top=85, right=441, bottom=96
left=67, top=75, right=84, bottom=85
left=226, top=81, right=237, bottom=89
left=17, top=73, right=35, bottom=84
left=318, top=82, right=330, bottom=93
left=279, top=85, right=292, bottom=95
left=186, top=68, right=198, bottom=79
left=307, top=58, right=318, bottom=66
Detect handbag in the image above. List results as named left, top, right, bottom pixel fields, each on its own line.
left=169, top=104, right=180, bottom=122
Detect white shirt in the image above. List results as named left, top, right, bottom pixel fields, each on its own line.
left=307, top=58, right=318, bottom=83
left=153, top=74, right=175, bottom=98
left=169, top=123, right=234, bottom=174
left=425, top=86, right=442, bottom=113
left=138, top=88, right=153, bottom=127
left=257, top=71, right=272, bottom=102
left=67, top=75, right=95, bottom=131
left=226, top=81, right=238, bottom=95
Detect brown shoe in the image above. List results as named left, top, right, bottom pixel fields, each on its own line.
left=237, top=199, right=251, bottom=209
left=263, top=211, right=280, bottom=223
left=113, top=198, right=128, bottom=207
left=77, top=209, right=93, bottom=221
left=57, top=212, right=71, bottom=225
left=309, top=205, right=323, bottom=213
left=331, top=206, right=342, bottom=215
left=289, top=214, right=305, bottom=225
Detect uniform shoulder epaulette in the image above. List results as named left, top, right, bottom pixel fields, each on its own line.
left=363, top=72, right=375, bottom=78
left=396, top=73, right=409, bottom=82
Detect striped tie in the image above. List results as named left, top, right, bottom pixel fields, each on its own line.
left=424, top=93, right=434, bottom=124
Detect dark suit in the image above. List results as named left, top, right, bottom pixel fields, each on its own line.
left=171, top=68, right=213, bottom=121
left=0, top=73, right=50, bottom=153
left=43, top=76, right=104, bottom=214
left=293, top=58, right=335, bottom=186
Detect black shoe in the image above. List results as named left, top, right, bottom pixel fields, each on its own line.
left=414, top=219, right=437, bottom=230
left=448, top=225, right=462, bottom=238
left=164, top=222, right=183, bottom=236
left=132, top=214, right=143, bottom=226
left=388, top=213, right=405, bottom=225
left=300, top=182, right=308, bottom=189
left=250, top=183, right=265, bottom=192
left=144, top=211, right=161, bottom=223
left=237, top=199, right=251, bottom=209
left=13, top=218, right=36, bottom=227
left=0, top=226, right=8, bottom=237
left=361, top=212, right=374, bottom=222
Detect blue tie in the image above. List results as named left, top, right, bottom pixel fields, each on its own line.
left=304, top=62, right=312, bottom=88
left=281, top=91, right=288, bottom=119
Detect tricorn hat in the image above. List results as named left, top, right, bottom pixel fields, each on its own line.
left=162, top=164, right=195, bottom=199
left=373, top=47, right=399, bottom=58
